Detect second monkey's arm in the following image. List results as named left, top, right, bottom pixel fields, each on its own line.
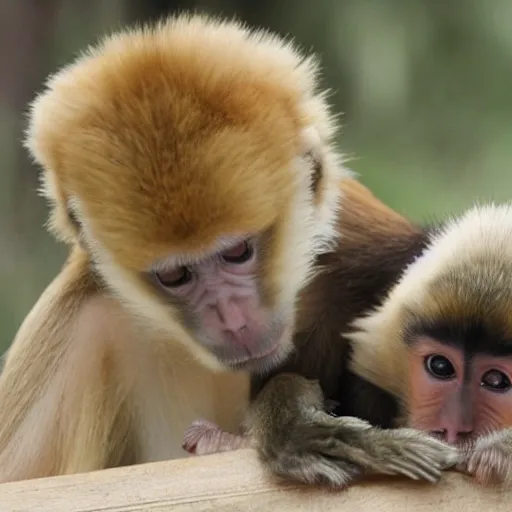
left=183, top=373, right=459, bottom=488
left=242, top=373, right=459, bottom=488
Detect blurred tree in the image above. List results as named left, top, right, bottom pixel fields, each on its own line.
left=0, top=0, right=62, bottom=239
left=125, top=0, right=199, bottom=22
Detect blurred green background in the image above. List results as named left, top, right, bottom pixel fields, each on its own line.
left=1, top=0, right=512, bottom=355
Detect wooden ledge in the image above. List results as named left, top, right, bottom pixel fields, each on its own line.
left=0, top=449, right=508, bottom=511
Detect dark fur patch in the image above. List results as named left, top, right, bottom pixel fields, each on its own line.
left=252, top=203, right=430, bottom=431
left=66, top=204, right=89, bottom=251
left=406, top=316, right=512, bottom=357
left=66, top=205, right=81, bottom=233
left=304, top=151, right=322, bottom=194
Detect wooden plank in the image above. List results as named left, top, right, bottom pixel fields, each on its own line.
left=0, top=449, right=508, bottom=512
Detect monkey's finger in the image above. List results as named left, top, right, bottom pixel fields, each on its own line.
left=418, top=441, right=461, bottom=467
left=356, top=451, right=441, bottom=483
left=380, top=462, right=425, bottom=482
left=385, top=458, right=441, bottom=483
left=307, top=437, right=441, bottom=483
left=270, top=453, right=361, bottom=489
left=400, top=448, right=449, bottom=474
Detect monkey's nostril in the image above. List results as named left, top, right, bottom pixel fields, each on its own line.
left=430, top=429, right=447, bottom=441
left=431, top=428, right=473, bottom=444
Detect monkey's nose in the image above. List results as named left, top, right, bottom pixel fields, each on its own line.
left=432, top=428, right=473, bottom=444
left=215, top=299, right=247, bottom=332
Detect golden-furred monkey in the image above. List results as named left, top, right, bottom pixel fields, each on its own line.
left=0, top=14, right=346, bottom=482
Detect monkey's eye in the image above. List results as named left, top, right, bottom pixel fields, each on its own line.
left=481, top=369, right=512, bottom=392
left=221, top=241, right=253, bottom=264
left=155, top=266, right=192, bottom=288
left=425, top=354, right=456, bottom=380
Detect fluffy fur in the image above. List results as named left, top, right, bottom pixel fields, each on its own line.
left=24, top=13, right=346, bottom=371
left=349, top=204, right=512, bottom=400
left=0, top=14, right=347, bottom=482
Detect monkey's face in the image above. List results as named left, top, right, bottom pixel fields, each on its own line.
left=406, top=336, right=512, bottom=448
left=148, top=237, right=293, bottom=373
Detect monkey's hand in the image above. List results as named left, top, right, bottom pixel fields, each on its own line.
left=246, top=374, right=459, bottom=488
left=182, top=419, right=250, bottom=456
left=457, top=428, right=512, bottom=487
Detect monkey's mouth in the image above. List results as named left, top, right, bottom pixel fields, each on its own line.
left=209, top=322, right=294, bottom=374
left=227, top=339, right=292, bottom=374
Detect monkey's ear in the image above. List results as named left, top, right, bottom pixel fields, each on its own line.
left=347, top=312, right=408, bottom=399
left=25, top=90, right=80, bottom=246
left=38, top=170, right=82, bottom=245
left=299, top=126, right=323, bottom=194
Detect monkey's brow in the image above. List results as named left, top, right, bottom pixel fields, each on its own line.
left=149, top=235, right=253, bottom=271
left=405, top=318, right=512, bottom=357
left=493, top=339, right=512, bottom=356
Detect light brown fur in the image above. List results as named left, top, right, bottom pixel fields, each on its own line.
left=27, top=14, right=339, bottom=268
left=0, top=245, right=250, bottom=481
left=23, top=14, right=345, bottom=372
left=0, top=14, right=346, bottom=482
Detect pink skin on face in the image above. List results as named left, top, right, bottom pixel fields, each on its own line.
left=408, top=338, right=512, bottom=446
left=153, top=240, right=287, bottom=368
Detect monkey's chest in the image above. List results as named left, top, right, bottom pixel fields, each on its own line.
left=131, top=351, right=250, bottom=463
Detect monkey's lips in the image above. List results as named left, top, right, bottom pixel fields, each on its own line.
left=206, top=321, right=293, bottom=374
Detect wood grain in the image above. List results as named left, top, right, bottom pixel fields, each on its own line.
left=0, top=449, right=508, bottom=511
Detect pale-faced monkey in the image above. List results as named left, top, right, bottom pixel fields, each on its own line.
left=0, top=14, right=456, bottom=485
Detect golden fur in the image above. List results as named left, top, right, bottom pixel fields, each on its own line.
left=24, top=13, right=346, bottom=371
left=27, top=14, right=342, bottom=267
left=0, top=14, right=348, bottom=482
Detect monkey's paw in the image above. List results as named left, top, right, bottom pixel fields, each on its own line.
left=458, top=430, right=512, bottom=486
left=182, top=419, right=248, bottom=456
left=261, top=416, right=459, bottom=488
left=358, top=425, right=460, bottom=483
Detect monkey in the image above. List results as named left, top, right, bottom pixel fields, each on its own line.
left=346, top=202, right=512, bottom=487
left=0, top=12, right=344, bottom=483
left=0, top=14, right=458, bottom=485
left=183, top=189, right=512, bottom=488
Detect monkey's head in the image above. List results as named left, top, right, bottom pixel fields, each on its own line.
left=349, top=204, right=512, bottom=447
left=25, top=15, right=347, bottom=373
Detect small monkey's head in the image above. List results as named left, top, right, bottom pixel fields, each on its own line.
left=349, top=204, right=512, bottom=447
left=25, top=14, right=347, bottom=373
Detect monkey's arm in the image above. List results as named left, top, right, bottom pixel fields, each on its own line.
left=0, top=246, right=131, bottom=483
left=244, top=373, right=459, bottom=488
